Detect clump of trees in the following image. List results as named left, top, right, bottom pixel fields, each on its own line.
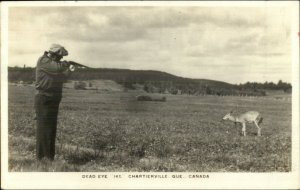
left=238, top=80, right=292, bottom=93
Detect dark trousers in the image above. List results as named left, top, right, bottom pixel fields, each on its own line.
left=34, top=94, right=61, bottom=161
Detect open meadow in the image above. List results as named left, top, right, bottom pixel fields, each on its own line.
left=8, top=82, right=291, bottom=172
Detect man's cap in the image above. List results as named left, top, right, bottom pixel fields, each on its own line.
left=48, top=44, right=68, bottom=56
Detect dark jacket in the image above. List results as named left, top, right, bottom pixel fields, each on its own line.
left=35, top=52, right=70, bottom=97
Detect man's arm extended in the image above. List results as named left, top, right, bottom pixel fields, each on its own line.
left=38, top=57, right=70, bottom=75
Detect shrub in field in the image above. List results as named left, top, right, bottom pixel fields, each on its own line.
left=74, top=81, right=86, bottom=90
left=136, top=95, right=152, bottom=101
left=136, top=95, right=167, bottom=102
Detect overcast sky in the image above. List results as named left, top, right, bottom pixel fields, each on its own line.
left=8, top=5, right=293, bottom=84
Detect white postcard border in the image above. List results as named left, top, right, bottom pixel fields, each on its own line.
left=1, top=1, right=299, bottom=189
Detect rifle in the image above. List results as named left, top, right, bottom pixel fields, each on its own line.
left=67, top=61, right=92, bottom=69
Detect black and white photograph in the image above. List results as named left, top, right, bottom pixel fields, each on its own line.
left=1, top=1, right=299, bottom=189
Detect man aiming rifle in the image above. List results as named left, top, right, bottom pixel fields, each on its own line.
left=34, top=44, right=88, bottom=161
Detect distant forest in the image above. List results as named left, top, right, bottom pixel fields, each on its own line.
left=8, top=66, right=292, bottom=96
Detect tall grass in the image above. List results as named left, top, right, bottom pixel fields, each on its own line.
left=8, top=85, right=291, bottom=172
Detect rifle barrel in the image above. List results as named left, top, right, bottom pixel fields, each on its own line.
left=68, top=61, right=91, bottom=68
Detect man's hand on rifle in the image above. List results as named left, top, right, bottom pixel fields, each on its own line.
left=62, top=60, right=70, bottom=67
left=62, top=61, right=76, bottom=72
left=69, top=64, right=76, bottom=72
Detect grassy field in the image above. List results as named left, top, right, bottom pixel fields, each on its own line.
left=8, top=83, right=291, bottom=172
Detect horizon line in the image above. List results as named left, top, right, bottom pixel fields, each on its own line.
left=8, top=65, right=292, bottom=85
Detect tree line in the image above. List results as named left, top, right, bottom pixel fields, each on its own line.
left=8, top=66, right=292, bottom=96
left=237, top=81, right=292, bottom=93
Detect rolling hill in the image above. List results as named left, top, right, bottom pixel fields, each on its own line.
left=8, top=67, right=290, bottom=96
